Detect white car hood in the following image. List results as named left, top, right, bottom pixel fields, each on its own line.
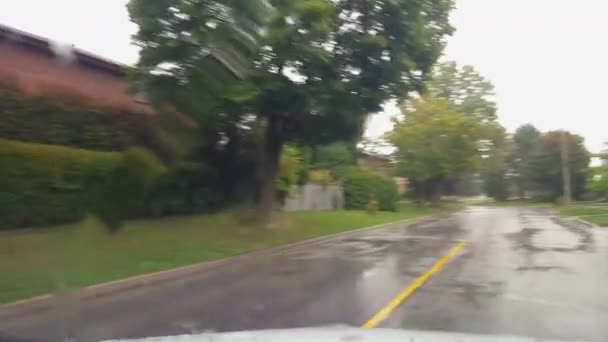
left=104, top=327, right=585, bottom=342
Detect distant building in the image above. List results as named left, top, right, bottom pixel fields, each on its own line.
left=357, top=154, right=393, bottom=177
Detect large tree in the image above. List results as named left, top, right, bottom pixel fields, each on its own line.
left=422, top=61, right=505, bottom=198
left=129, top=0, right=455, bottom=220
left=390, top=97, right=480, bottom=204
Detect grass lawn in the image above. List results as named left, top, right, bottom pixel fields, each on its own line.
left=583, top=215, right=608, bottom=226
left=555, top=204, right=608, bottom=227
left=0, top=206, right=441, bottom=304
left=556, top=205, right=608, bottom=217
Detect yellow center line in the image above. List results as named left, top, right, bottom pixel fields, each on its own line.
left=361, top=240, right=467, bottom=329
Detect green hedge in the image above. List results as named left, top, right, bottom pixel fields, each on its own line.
left=0, top=140, right=166, bottom=230
left=0, top=79, right=169, bottom=157
left=142, top=162, right=223, bottom=217
left=0, top=139, right=123, bottom=229
left=342, top=168, right=398, bottom=211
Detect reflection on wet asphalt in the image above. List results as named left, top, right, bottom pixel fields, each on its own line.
left=382, top=207, right=608, bottom=342
left=2, top=207, right=608, bottom=342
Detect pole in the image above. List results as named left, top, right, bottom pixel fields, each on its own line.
left=560, top=130, right=572, bottom=204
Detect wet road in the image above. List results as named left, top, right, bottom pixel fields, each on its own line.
left=2, top=207, right=608, bottom=341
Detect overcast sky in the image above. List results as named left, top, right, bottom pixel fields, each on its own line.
left=1, top=0, right=606, bottom=153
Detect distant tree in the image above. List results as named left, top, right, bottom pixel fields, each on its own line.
left=510, top=124, right=541, bottom=197
left=390, top=97, right=480, bottom=204
left=129, top=0, right=455, bottom=221
left=423, top=61, right=506, bottom=198
left=426, top=61, right=497, bottom=124
left=481, top=124, right=511, bottom=201
left=528, top=131, right=590, bottom=200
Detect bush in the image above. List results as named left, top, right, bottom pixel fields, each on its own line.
left=143, top=162, right=222, bottom=217
left=342, top=168, right=398, bottom=211
left=308, top=169, right=333, bottom=186
left=88, top=148, right=166, bottom=231
left=0, top=139, right=122, bottom=229
left=0, top=140, right=166, bottom=230
left=0, top=78, right=171, bottom=158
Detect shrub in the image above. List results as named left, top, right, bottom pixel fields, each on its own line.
left=0, top=78, right=172, bottom=159
left=342, top=168, right=398, bottom=211
left=308, top=169, right=333, bottom=186
left=0, top=139, right=122, bottom=229
left=277, top=145, right=304, bottom=193
left=0, top=140, right=165, bottom=230
left=88, top=148, right=166, bottom=231
left=143, top=162, right=222, bottom=217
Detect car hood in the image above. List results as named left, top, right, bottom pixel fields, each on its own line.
left=104, top=327, right=585, bottom=342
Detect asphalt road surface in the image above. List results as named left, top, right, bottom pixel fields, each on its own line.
left=2, top=207, right=608, bottom=342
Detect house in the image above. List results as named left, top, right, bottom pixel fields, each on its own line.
left=0, top=24, right=150, bottom=113
left=356, top=153, right=408, bottom=193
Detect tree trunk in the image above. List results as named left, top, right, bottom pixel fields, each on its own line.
left=258, top=117, right=284, bottom=224
left=424, top=178, right=441, bottom=207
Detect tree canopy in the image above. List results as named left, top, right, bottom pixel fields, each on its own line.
left=510, top=124, right=541, bottom=196
left=426, top=61, right=497, bottom=124
left=390, top=96, right=480, bottom=202
left=527, top=131, right=590, bottom=200
left=128, top=0, right=456, bottom=219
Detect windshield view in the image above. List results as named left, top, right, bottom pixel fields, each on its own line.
left=1, top=1, right=608, bottom=342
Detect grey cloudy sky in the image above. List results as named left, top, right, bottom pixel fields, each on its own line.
left=1, top=0, right=606, bottom=153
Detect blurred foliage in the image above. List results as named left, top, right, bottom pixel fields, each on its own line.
left=484, top=171, right=509, bottom=201
left=421, top=61, right=507, bottom=200
left=426, top=61, right=497, bottom=124
left=510, top=124, right=541, bottom=196
left=342, top=167, right=398, bottom=211
left=526, top=131, right=590, bottom=201
left=128, top=0, right=455, bottom=221
left=587, top=166, right=608, bottom=199
left=308, top=169, right=333, bottom=186
left=391, top=97, right=481, bottom=203
left=311, top=142, right=355, bottom=171
left=87, top=148, right=166, bottom=232
left=142, top=162, right=222, bottom=217
left=277, top=145, right=305, bottom=193
left=0, top=78, right=176, bottom=160
left=0, top=140, right=165, bottom=231
left=0, top=139, right=122, bottom=229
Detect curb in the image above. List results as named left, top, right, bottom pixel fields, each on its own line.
left=0, top=213, right=445, bottom=322
left=572, top=217, right=599, bottom=228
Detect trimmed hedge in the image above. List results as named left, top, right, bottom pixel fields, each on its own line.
left=0, top=140, right=166, bottom=230
left=0, top=78, right=169, bottom=157
left=0, top=139, right=122, bottom=229
left=342, top=168, right=399, bottom=211
left=142, top=162, right=223, bottom=217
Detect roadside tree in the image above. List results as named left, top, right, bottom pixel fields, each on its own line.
left=390, top=97, right=480, bottom=204
left=510, top=124, right=541, bottom=197
left=128, top=0, right=455, bottom=221
left=527, top=131, right=590, bottom=200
